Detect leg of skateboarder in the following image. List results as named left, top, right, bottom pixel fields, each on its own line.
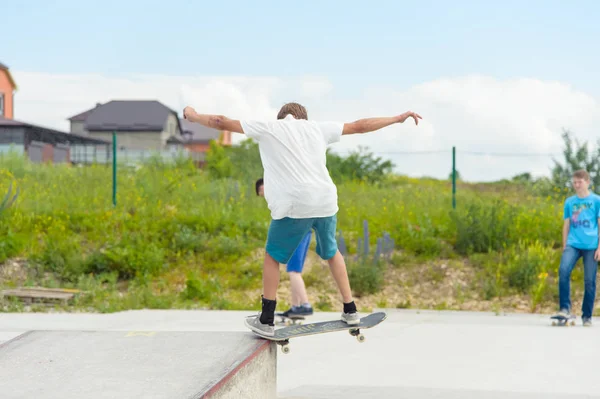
left=255, top=178, right=314, bottom=317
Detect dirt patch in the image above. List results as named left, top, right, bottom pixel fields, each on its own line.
left=0, top=258, right=29, bottom=286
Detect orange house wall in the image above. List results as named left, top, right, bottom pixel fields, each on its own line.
left=0, top=70, right=15, bottom=119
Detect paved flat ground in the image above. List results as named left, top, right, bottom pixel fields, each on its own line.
left=1, top=309, right=599, bottom=398
left=277, top=309, right=600, bottom=398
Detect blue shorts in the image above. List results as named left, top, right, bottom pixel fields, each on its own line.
left=266, top=215, right=338, bottom=264
left=286, top=231, right=311, bottom=273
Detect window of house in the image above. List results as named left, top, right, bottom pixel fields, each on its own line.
left=0, top=93, right=4, bottom=117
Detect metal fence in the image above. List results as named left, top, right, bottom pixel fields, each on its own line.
left=70, top=144, right=205, bottom=165
left=0, top=144, right=205, bottom=166
left=0, top=144, right=25, bottom=156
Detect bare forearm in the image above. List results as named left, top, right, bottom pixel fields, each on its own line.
left=352, top=116, right=401, bottom=134
left=187, top=112, right=224, bottom=129
left=343, top=111, right=421, bottom=135
left=183, top=106, right=244, bottom=133
left=563, top=225, right=569, bottom=248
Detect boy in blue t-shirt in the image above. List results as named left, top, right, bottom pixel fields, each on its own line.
left=556, top=169, right=600, bottom=326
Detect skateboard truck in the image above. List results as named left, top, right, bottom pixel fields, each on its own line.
left=348, top=327, right=366, bottom=343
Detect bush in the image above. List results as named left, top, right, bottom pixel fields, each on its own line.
left=348, top=259, right=385, bottom=297
left=0, top=227, right=24, bottom=264
left=503, top=240, right=558, bottom=294
left=451, top=199, right=517, bottom=255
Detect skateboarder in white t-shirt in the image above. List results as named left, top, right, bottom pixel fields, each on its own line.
left=183, top=102, right=421, bottom=337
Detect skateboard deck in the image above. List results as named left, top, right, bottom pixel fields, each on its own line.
left=550, top=314, right=576, bottom=326
left=246, top=311, right=387, bottom=354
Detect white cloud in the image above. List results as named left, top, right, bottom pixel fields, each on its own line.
left=10, top=71, right=600, bottom=182
left=322, top=75, right=600, bottom=181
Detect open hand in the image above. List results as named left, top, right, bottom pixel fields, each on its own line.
left=398, top=111, right=422, bottom=125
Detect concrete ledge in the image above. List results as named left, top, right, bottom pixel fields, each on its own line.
left=0, top=330, right=276, bottom=399
left=201, top=337, right=276, bottom=399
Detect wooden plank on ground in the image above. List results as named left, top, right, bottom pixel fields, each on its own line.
left=1, top=287, right=81, bottom=306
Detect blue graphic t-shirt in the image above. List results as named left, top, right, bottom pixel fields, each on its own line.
left=564, top=193, right=600, bottom=250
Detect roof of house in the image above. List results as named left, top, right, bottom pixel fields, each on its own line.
left=73, top=100, right=182, bottom=133
left=0, top=116, right=109, bottom=145
left=0, top=61, right=18, bottom=90
left=0, top=117, right=23, bottom=126
left=180, top=118, right=222, bottom=143
left=68, top=103, right=103, bottom=121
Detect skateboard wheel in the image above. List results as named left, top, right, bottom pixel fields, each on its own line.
left=281, top=345, right=290, bottom=354
left=356, top=334, right=365, bottom=343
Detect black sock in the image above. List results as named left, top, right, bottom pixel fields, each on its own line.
left=259, top=295, right=277, bottom=326
left=343, top=301, right=357, bottom=314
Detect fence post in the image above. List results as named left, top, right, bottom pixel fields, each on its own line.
left=112, top=131, right=117, bottom=207
left=452, top=146, right=456, bottom=209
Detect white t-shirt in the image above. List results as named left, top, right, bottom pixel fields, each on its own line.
left=241, top=115, right=344, bottom=220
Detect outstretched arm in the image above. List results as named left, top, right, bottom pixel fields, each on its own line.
left=183, top=106, right=244, bottom=134
left=342, top=111, right=422, bottom=135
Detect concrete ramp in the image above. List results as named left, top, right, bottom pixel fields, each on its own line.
left=0, top=330, right=276, bottom=399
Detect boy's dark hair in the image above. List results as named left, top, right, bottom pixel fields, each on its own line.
left=255, top=178, right=264, bottom=195
left=277, top=102, right=308, bottom=120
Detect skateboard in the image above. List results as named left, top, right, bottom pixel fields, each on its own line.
left=550, top=313, right=576, bottom=326
left=246, top=311, right=387, bottom=354
left=275, top=312, right=305, bottom=326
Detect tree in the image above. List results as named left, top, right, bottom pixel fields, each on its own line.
left=551, top=129, right=600, bottom=190
left=448, top=169, right=462, bottom=181
left=326, top=146, right=394, bottom=184
left=511, top=172, right=532, bottom=184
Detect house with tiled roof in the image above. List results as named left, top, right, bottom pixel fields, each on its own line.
left=0, top=61, right=17, bottom=119
left=68, top=100, right=231, bottom=155
left=67, top=100, right=184, bottom=150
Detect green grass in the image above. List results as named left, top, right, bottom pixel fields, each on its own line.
left=0, top=150, right=579, bottom=313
